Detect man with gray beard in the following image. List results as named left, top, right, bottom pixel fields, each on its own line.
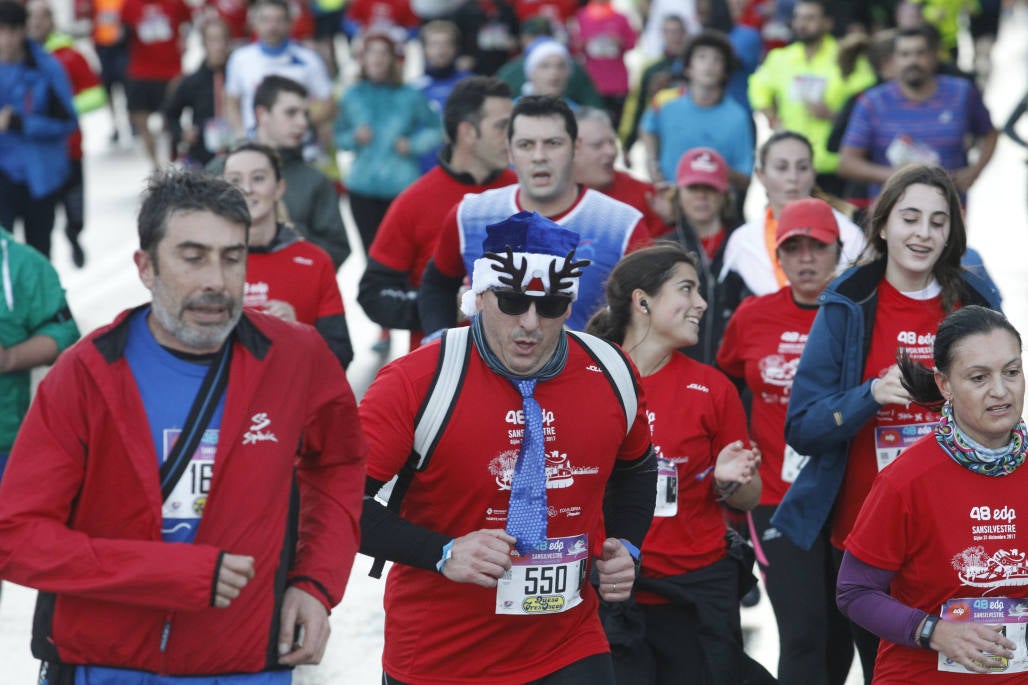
left=0, top=170, right=366, bottom=683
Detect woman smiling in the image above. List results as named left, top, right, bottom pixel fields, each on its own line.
left=587, top=243, right=773, bottom=685
left=771, top=164, right=1002, bottom=681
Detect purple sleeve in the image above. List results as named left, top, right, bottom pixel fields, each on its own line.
left=965, top=82, right=994, bottom=136
left=837, top=550, right=928, bottom=648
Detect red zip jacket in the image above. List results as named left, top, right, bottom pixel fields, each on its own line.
left=0, top=307, right=366, bottom=675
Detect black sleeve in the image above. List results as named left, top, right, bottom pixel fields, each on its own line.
left=314, top=313, right=353, bottom=370
left=358, top=258, right=422, bottom=331
left=162, top=76, right=192, bottom=138
left=361, top=476, right=453, bottom=571
left=602, top=446, right=657, bottom=550
left=417, top=259, right=463, bottom=338
left=827, top=93, right=860, bottom=153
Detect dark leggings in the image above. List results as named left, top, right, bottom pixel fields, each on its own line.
left=612, top=602, right=708, bottom=685
left=348, top=192, right=393, bottom=255
left=58, top=160, right=85, bottom=241
left=0, top=173, right=57, bottom=258
left=749, top=506, right=855, bottom=685
left=383, top=652, right=615, bottom=685
left=612, top=556, right=776, bottom=685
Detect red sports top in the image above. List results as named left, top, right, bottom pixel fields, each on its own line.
left=847, top=435, right=1028, bottom=684
left=513, top=0, right=579, bottom=22
left=717, top=287, right=818, bottom=505
left=120, top=0, right=191, bottom=80
left=360, top=336, right=652, bottom=684
left=597, top=170, right=668, bottom=238
left=346, top=0, right=420, bottom=30
left=635, top=353, right=749, bottom=603
left=370, top=165, right=517, bottom=347
left=49, top=42, right=102, bottom=161
left=832, top=280, right=946, bottom=548
left=244, top=238, right=344, bottom=325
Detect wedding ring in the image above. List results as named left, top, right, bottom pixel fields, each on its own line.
left=611, top=583, right=617, bottom=593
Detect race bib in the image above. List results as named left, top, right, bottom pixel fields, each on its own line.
left=938, top=598, right=1028, bottom=674
left=781, top=444, right=811, bottom=483
left=161, top=428, right=218, bottom=543
left=875, top=422, right=934, bottom=471
left=203, top=117, right=233, bottom=154
left=886, top=134, right=941, bottom=168
left=496, top=534, right=588, bottom=615
left=137, top=13, right=173, bottom=43
left=789, top=74, right=826, bottom=103
left=654, top=457, right=678, bottom=517
left=585, top=34, right=620, bottom=59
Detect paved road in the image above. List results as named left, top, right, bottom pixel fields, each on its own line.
left=0, top=5, right=1026, bottom=681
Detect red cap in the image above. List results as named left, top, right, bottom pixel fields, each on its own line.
left=675, top=147, right=729, bottom=192
left=775, top=198, right=840, bottom=248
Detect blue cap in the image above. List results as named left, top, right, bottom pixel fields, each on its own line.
left=482, top=211, right=580, bottom=257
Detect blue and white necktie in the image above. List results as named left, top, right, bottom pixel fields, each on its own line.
left=505, top=378, right=548, bottom=554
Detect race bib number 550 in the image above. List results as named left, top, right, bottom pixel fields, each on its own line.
left=496, top=534, right=589, bottom=615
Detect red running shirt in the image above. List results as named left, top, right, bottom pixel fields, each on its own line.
left=717, top=287, right=818, bottom=506
left=847, top=435, right=1028, bottom=684
left=832, top=279, right=946, bottom=548
left=360, top=338, right=652, bottom=684
left=244, top=239, right=344, bottom=325
left=635, top=353, right=749, bottom=603
left=121, top=0, right=191, bottom=80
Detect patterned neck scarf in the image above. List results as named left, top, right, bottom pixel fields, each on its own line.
left=469, top=314, right=568, bottom=382
left=934, top=400, right=1028, bottom=476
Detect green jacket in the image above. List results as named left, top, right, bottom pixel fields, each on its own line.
left=0, top=229, right=79, bottom=452
left=749, top=36, right=875, bottom=174
left=496, top=56, right=605, bottom=108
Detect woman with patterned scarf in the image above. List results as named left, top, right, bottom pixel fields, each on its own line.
left=838, top=305, right=1028, bottom=683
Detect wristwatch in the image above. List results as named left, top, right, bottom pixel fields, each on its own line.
left=917, top=614, right=940, bottom=649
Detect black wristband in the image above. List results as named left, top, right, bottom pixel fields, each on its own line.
left=917, top=614, right=940, bottom=649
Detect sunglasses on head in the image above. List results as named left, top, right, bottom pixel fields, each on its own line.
left=493, top=291, right=572, bottom=318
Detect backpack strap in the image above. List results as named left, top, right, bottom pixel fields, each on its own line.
left=368, top=327, right=472, bottom=578
left=412, top=327, right=472, bottom=468
left=566, top=330, right=638, bottom=435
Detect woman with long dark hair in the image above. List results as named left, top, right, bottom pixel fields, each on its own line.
left=587, top=243, right=774, bottom=685
left=772, top=164, right=1002, bottom=682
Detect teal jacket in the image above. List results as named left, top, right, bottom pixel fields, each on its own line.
left=335, top=81, right=443, bottom=199
left=0, top=229, right=79, bottom=452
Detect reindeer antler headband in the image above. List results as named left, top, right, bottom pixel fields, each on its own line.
left=460, top=211, right=591, bottom=318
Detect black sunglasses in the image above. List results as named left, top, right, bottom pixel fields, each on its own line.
left=493, top=291, right=572, bottom=318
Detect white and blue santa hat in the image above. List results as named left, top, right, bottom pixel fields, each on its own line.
left=460, top=211, right=591, bottom=318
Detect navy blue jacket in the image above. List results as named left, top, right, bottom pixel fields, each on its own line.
left=771, top=259, right=1002, bottom=550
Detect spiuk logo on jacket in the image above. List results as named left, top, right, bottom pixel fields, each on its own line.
left=243, top=412, right=278, bottom=445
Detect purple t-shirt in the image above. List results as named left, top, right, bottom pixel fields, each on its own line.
left=841, top=75, right=993, bottom=198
